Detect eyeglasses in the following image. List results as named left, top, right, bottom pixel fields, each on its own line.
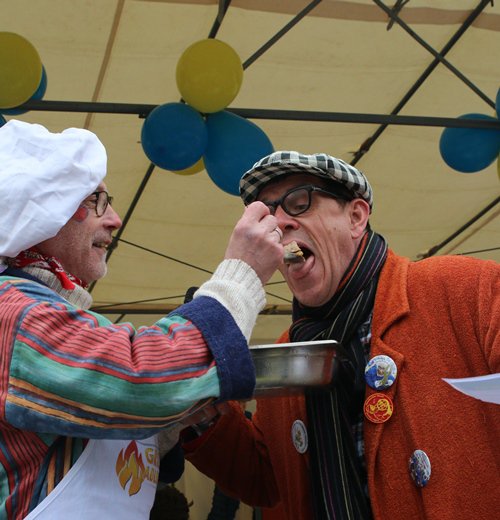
left=260, top=185, right=349, bottom=217
left=84, top=191, right=114, bottom=217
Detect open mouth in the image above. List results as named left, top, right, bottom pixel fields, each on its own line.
left=284, top=241, right=313, bottom=265
left=92, top=242, right=109, bottom=250
left=292, top=241, right=313, bottom=260
left=300, top=246, right=313, bottom=260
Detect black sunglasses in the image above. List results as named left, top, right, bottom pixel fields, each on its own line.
left=261, top=184, right=349, bottom=217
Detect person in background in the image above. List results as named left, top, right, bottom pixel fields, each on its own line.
left=0, top=120, right=284, bottom=520
left=183, top=151, right=500, bottom=520
left=149, top=485, right=190, bottom=520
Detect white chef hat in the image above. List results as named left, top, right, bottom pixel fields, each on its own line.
left=0, top=119, right=107, bottom=260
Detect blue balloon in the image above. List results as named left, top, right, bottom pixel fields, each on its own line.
left=1, top=65, right=48, bottom=115
left=141, top=102, right=208, bottom=171
left=0, top=114, right=5, bottom=128
left=439, top=113, right=500, bottom=173
left=204, top=111, right=274, bottom=195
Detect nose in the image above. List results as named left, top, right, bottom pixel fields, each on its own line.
left=274, top=205, right=299, bottom=231
left=103, top=204, right=122, bottom=230
left=266, top=201, right=278, bottom=216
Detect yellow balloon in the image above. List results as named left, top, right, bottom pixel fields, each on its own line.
left=176, top=39, right=243, bottom=114
left=170, top=157, right=205, bottom=176
left=0, top=32, right=42, bottom=109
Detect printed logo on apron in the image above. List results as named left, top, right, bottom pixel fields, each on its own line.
left=116, top=440, right=160, bottom=495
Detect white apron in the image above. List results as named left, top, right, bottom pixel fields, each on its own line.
left=25, top=435, right=159, bottom=519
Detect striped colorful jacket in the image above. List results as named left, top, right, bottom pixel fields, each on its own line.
left=0, top=273, right=254, bottom=519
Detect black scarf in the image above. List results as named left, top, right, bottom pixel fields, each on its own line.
left=289, top=230, right=388, bottom=520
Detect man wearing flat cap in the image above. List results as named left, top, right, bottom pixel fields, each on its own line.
left=0, top=120, right=284, bottom=519
left=184, top=151, right=500, bottom=520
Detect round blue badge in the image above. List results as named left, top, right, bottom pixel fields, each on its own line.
left=409, top=449, right=431, bottom=488
left=364, top=355, right=397, bottom=390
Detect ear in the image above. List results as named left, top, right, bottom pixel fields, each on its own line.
left=349, top=199, right=370, bottom=239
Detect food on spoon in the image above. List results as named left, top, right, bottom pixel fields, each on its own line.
left=283, top=241, right=305, bottom=264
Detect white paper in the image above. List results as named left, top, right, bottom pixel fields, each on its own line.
left=443, top=373, right=500, bottom=405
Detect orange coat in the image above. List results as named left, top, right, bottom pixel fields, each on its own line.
left=185, top=251, right=500, bottom=519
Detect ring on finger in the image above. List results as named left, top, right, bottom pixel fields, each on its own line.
left=272, top=227, right=283, bottom=241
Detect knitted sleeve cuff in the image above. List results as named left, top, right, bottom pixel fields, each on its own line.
left=194, top=259, right=266, bottom=341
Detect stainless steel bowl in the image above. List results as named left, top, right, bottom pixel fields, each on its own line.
left=250, top=340, right=340, bottom=397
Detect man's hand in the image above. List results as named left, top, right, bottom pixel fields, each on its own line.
left=224, top=202, right=283, bottom=285
left=179, top=401, right=232, bottom=429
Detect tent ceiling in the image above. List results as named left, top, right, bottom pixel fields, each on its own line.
left=2, top=0, right=499, bottom=343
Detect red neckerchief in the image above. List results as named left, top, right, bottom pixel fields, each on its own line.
left=12, top=248, right=88, bottom=290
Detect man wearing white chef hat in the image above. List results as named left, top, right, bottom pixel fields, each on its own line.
left=0, top=119, right=284, bottom=518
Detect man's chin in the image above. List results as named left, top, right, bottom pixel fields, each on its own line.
left=84, top=263, right=107, bottom=285
left=293, top=286, right=332, bottom=308
left=95, top=263, right=108, bottom=281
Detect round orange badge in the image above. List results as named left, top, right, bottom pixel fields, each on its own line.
left=364, top=393, right=394, bottom=423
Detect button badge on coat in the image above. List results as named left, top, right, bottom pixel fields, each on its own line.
left=291, top=420, right=308, bottom=454
left=363, top=393, right=394, bottom=423
left=364, top=355, right=397, bottom=390
left=409, top=449, right=431, bottom=487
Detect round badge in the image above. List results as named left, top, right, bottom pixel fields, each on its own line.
left=409, top=449, right=431, bottom=487
left=364, top=355, right=397, bottom=390
left=363, top=393, right=394, bottom=423
left=291, top=420, right=308, bottom=454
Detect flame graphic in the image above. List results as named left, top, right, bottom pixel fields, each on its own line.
left=115, top=441, right=146, bottom=496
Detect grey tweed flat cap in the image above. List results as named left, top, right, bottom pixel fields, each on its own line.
left=239, top=151, right=373, bottom=210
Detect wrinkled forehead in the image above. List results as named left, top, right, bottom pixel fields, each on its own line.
left=256, top=173, right=330, bottom=200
